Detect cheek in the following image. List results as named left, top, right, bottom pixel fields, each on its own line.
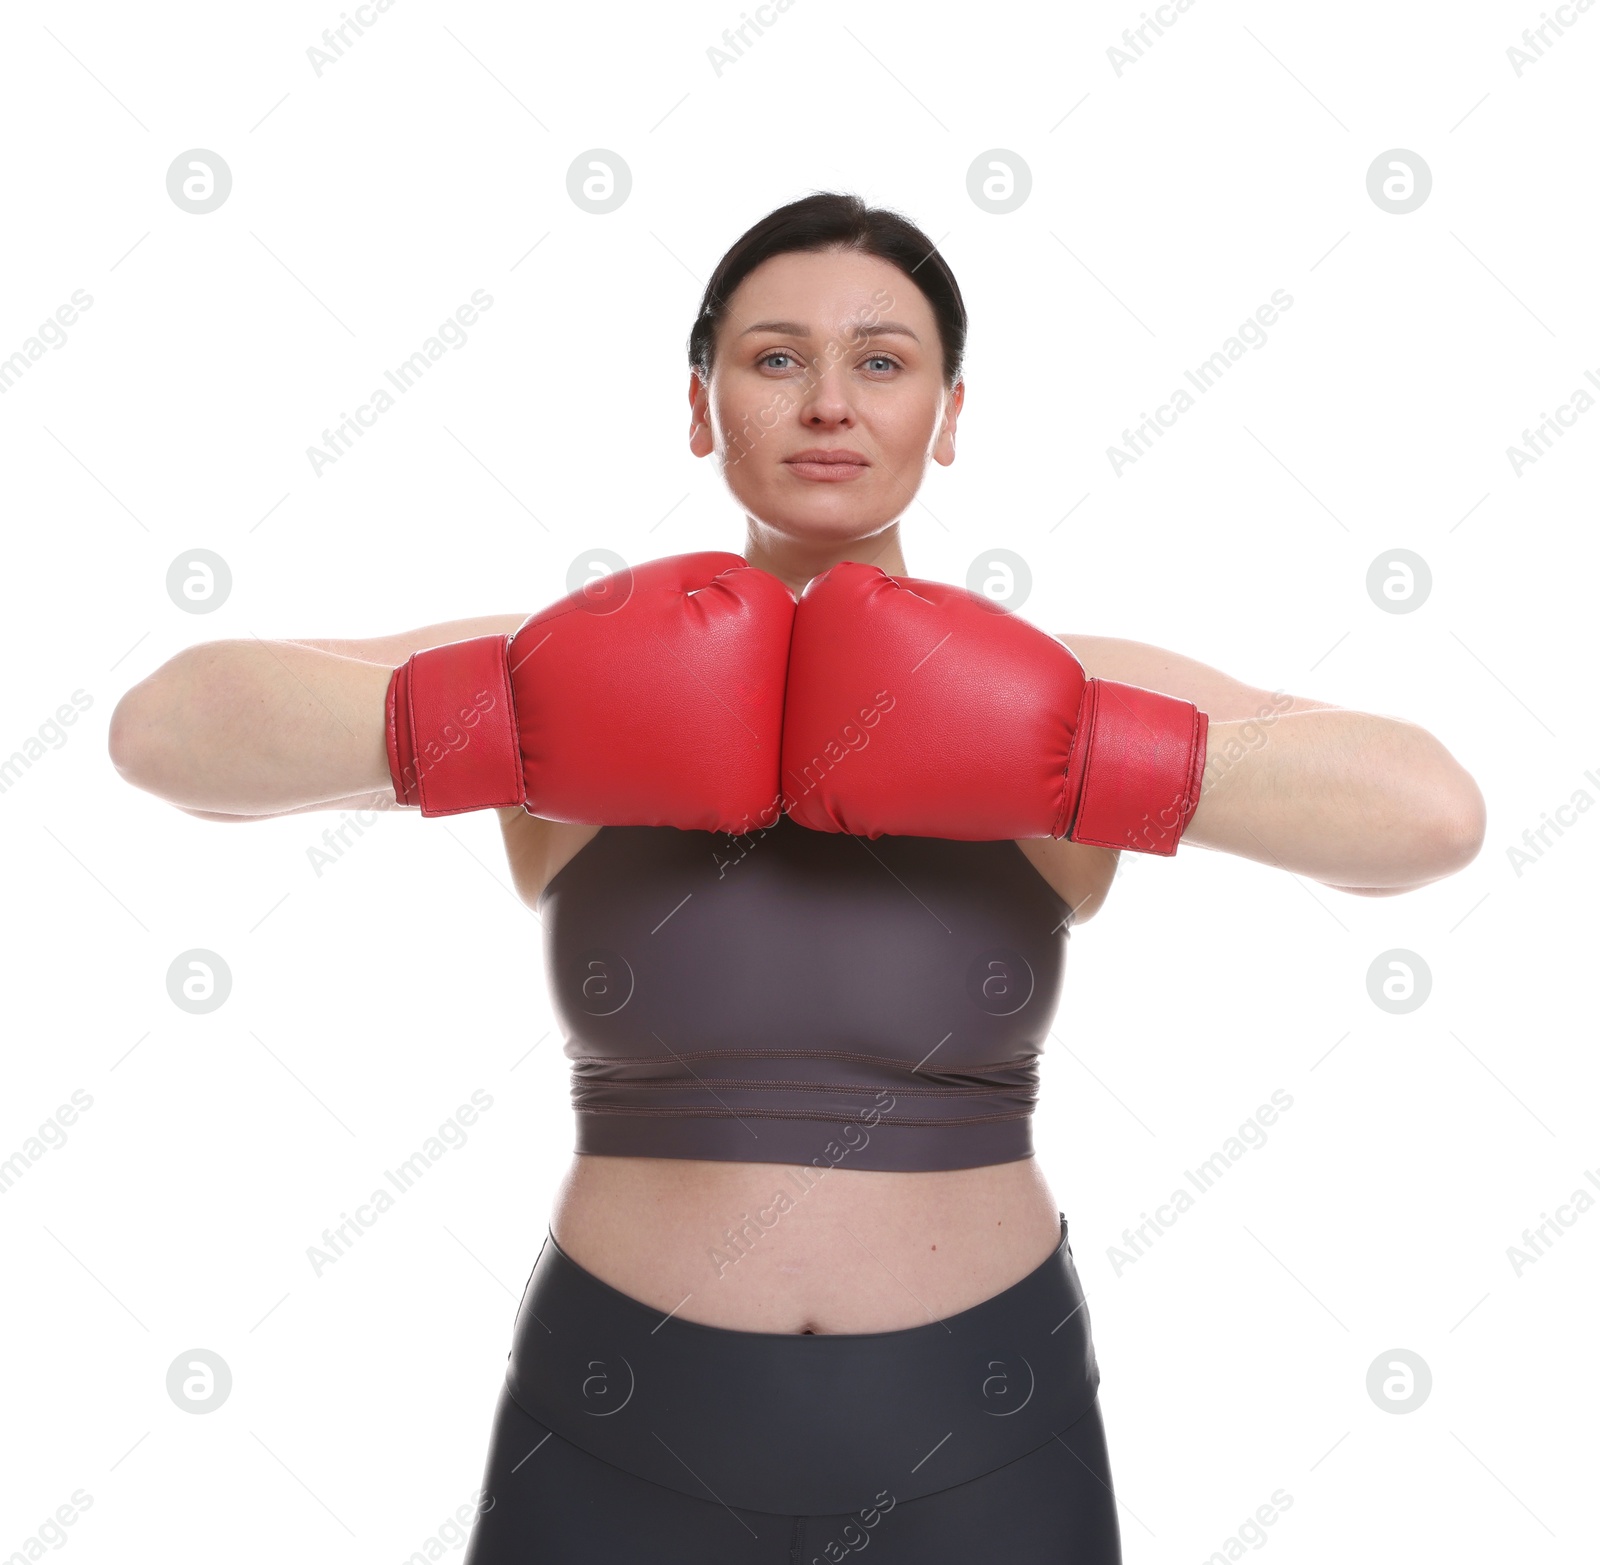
left=711, top=385, right=785, bottom=457
left=873, top=397, right=944, bottom=465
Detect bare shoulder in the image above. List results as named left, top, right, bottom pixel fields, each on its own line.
left=1012, top=835, right=1119, bottom=927
left=497, top=809, right=602, bottom=910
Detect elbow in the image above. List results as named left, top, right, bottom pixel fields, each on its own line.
left=1326, top=775, right=1486, bottom=897
left=108, top=649, right=205, bottom=796
left=107, top=681, right=159, bottom=788
left=1429, top=773, right=1488, bottom=877
left=1377, top=781, right=1486, bottom=892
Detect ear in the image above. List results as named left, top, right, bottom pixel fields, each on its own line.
left=932, top=379, right=965, bottom=467
left=688, top=372, right=714, bottom=457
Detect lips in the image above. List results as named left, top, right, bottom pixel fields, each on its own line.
left=784, top=450, right=868, bottom=466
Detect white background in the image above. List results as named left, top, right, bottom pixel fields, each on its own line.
left=1, top=0, right=1594, bottom=1560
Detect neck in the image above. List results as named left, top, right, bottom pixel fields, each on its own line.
left=742, top=521, right=907, bottom=597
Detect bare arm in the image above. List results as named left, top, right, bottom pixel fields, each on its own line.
left=108, top=614, right=526, bottom=817
left=1190, top=708, right=1485, bottom=890
left=1061, top=633, right=1487, bottom=893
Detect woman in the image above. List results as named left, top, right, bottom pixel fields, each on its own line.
left=109, top=192, right=1486, bottom=1561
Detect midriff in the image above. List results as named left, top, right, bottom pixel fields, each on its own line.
left=548, top=1152, right=1063, bottom=1335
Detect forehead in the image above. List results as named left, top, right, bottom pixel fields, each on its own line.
left=723, top=248, right=930, bottom=336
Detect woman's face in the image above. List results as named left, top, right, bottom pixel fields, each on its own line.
left=689, top=247, right=962, bottom=546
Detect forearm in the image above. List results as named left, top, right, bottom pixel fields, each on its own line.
left=110, top=640, right=395, bottom=815
left=1184, top=710, right=1486, bottom=887
left=175, top=788, right=406, bottom=822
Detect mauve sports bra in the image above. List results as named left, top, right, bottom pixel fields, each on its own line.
left=538, top=813, right=1073, bottom=1173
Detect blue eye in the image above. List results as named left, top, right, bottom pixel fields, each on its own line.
left=757, top=350, right=900, bottom=373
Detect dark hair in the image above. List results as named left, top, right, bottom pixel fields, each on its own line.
left=687, top=191, right=967, bottom=389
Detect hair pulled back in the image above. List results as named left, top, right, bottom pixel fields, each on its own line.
left=687, top=191, right=967, bottom=389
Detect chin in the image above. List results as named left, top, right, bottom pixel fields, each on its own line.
left=738, top=489, right=888, bottom=542
left=766, top=511, right=889, bottom=548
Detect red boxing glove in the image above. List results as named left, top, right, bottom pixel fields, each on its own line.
left=386, top=552, right=795, bottom=832
left=781, top=563, right=1208, bottom=854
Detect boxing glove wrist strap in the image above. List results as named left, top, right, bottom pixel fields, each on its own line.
left=1061, top=678, right=1209, bottom=856
left=385, top=635, right=525, bottom=816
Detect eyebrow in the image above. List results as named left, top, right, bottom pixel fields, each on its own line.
left=737, top=319, right=922, bottom=343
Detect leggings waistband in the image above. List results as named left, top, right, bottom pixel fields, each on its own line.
left=503, top=1212, right=1100, bottom=1516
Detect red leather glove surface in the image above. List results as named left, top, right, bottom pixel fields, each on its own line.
left=780, top=562, right=1207, bottom=853
left=387, top=552, right=795, bottom=832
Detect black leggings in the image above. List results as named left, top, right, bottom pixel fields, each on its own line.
left=463, top=1216, right=1121, bottom=1563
